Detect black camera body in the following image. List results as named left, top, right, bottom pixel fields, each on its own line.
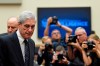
left=57, top=54, right=64, bottom=61
left=45, top=43, right=53, bottom=52
left=50, top=16, right=58, bottom=24
left=87, top=41, right=95, bottom=50
left=68, top=35, right=77, bottom=43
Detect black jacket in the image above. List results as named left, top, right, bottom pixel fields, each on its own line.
left=0, top=32, right=35, bottom=66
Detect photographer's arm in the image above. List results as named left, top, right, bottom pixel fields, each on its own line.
left=37, top=44, right=45, bottom=65
left=76, top=43, right=92, bottom=66
left=96, top=49, right=100, bottom=58
left=92, top=40, right=100, bottom=58
left=81, top=49, right=92, bottom=66
left=51, top=53, right=58, bottom=63
left=67, top=45, right=75, bottom=60
left=70, top=42, right=92, bottom=66
left=93, top=48, right=100, bottom=58
left=44, top=17, right=52, bottom=36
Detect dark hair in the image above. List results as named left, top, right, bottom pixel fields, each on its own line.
left=91, top=30, right=95, bottom=34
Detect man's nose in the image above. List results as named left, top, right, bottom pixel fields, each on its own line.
left=8, top=27, right=12, bottom=32
left=28, top=27, right=33, bottom=31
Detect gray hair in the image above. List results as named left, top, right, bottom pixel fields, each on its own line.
left=56, top=45, right=65, bottom=52
left=18, top=11, right=35, bottom=24
left=75, top=27, right=87, bottom=34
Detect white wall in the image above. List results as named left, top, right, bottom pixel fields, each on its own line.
left=0, top=0, right=100, bottom=44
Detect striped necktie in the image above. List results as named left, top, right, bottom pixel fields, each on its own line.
left=24, top=39, right=30, bottom=66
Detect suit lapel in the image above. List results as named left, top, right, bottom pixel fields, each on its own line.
left=10, top=32, right=24, bottom=66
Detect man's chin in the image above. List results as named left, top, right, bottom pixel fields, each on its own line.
left=24, top=36, right=31, bottom=39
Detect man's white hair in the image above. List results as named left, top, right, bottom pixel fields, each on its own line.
left=18, top=11, right=35, bottom=24
left=75, top=27, right=87, bottom=34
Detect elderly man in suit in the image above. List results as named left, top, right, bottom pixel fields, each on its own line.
left=0, top=11, right=36, bottom=66
left=0, top=16, right=19, bottom=36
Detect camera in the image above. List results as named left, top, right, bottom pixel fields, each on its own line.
left=57, top=54, right=64, bottom=61
left=68, top=35, right=77, bottom=43
left=87, top=41, right=95, bottom=50
left=50, top=16, right=58, bottom=24
left=45, top=43, right=53, bottom=52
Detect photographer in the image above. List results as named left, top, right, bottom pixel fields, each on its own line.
left=44, top=16, right=72, bottom=51
left=87, top=34, right=100, bottom=66
left=51, top=45, right=73, bottom=66
left=67, top=27, right=92, bottom=66
left=37, top=36, right=54, bottom=66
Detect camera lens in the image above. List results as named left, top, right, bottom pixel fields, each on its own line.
left=68, top=35, right=77, bottom=43
left=87, top=41, right=95, bottom=50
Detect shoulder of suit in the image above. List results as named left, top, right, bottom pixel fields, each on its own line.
left=29, top=39, right=35, bottom=43
left=0, top=33, right=8, bottom=36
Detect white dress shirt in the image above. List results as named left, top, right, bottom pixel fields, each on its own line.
left=16, top=29, right=26, bottom=61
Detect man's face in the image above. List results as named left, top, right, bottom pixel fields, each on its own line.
left=19, top=19, right=36, bottom=39
left=75, top=30, right=87, bottom=44
left=51, top=30, right=61, bottom=40
left=7, top=18, right=18, bottom=34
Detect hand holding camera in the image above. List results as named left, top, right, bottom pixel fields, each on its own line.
left=57, top=54, right=64, bottom=61
left=50, top=16, right=58, bottom=25
left=39, top=44, right=45, bottom=53
left=87, top=41, right=95, bottom=50
left=44, top=43, right=53, bottom=52
left=57, top=54, right=70, bottom=64
left=47, top=16, right=58, bottom=25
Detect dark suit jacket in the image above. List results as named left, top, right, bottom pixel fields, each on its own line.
left=0, top=33, right=8, bottom=36
left=0, top=32, right=35, bottom=66
left=37, top=51, right=53, bottom=66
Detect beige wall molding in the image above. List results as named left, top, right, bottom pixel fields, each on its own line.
left=0, top=0, right=21, bottom=5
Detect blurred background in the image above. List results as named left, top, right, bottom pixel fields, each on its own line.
left=0, top=0, right=100, bottom=45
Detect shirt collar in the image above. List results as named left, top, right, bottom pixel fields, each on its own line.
left=16, top=29, right=24, bottom=44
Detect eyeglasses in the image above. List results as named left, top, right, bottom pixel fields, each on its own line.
left=24, top=24, right=35, bottom=29
left=76, top=33, right=84, bottom=37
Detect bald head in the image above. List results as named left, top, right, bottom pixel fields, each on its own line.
left=7, top=17, right=19, bottom=34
